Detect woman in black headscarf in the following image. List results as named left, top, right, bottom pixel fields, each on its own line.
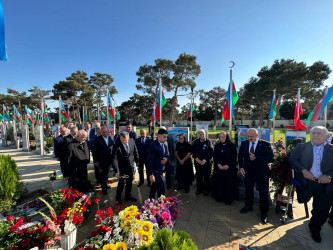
left=212, top=131, right=237, bottom=204
left=175, top=133, right=194, bottom=193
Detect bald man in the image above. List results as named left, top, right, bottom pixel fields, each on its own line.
left=67, top=130, right=90, bottom=193
left=238, top=128, right=274, bottom=224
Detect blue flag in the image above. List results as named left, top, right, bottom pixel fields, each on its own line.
left=0, top=0, right=8, bottom=61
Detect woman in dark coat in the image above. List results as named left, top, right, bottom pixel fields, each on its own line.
left=175, top=133, right=194, bottom=193
left=212, top=131, right=237, bottom=204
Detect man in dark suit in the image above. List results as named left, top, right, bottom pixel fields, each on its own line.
left=60, top=126, right=78, bottom=180
left=113, top=131, right=139, bottom=204
left=54, top=126, right=67, bottom=161
left=126, top=123, right=138, bottom=140
left=327, top=133, right=333, bottom=226
left=67, top=130, right=90, bottom=193
left=147, top=128, right=169, bottom=199
left=290, top=126, right=333, bottom=243
left=88, top=122, right=100, bottom=151
left=239, top=128, right=274, bottom=224
left=93, top=126, right=115, bottom=195
left=135, top=129, right=153, bottom=187
left=114, top=126, right=121, bottom=143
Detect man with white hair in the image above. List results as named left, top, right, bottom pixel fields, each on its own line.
left=67, top=129, right=90, bottom=193
left=290, top=126, right=333, bottom=243
left=239, top=128, right=274, bottom=224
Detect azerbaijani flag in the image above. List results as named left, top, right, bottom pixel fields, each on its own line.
left=155, top=87, right=167, bottom=120
left=0, top=0, right=8, bottom=61
left=107, top=91, right=116, bottom=121
left=221, top=81, right=238, bottom=122
left=0, top=113, right=3, bottom=122
left=99, top=108, right=106, bottom=120
left=83, top=107, right=88, bottom=121
left=268, top=94, right=277, bottom=121
left=60, top=98, right=69, bottom=122
left=3, top=106, right=10, bottom=122
left=14, top=106, right=21, bottom=123
left=115, top=109, right=120, bottom=120
left=188, top=103, right=195, bottom=118
left=43, top=105, right=51, bottom=122
left=151, top=106, right=156, bottom=123
left=33, top=113, right=37, bottom=121
left=25, top=106, right=34, bottom=125
left=306, top=93, right=326, bottom=123
left=318, top=86, right=333, bottom=117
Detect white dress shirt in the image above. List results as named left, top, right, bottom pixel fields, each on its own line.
left=103, top=136, right=109, bottom=146
left=248, top=138, right=259, bottom=153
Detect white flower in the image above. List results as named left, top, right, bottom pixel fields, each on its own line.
left=64, top=220, right=76, bottom=234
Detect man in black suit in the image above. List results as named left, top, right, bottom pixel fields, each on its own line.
left=147, top=128, right=169, bottom=199
left=113, top=131, right=139, bottom=204
left=67, top=130, right=90, bottom=193
left=114, top=126, right=121, bottom=143
left=60, top=126, right=78, bottom=180
left=54, top=126, right=67, bottom=161
left=126, top=123, right=138, bottom=140
left=290, top=126, right=333, bottom=242
left=135, top=129, right=153, bottom=187
left=93, top=126, right=115, bottom=195
left=88, top=122, right=100, bottom=151
left=239, top=128, right=274, bottom=224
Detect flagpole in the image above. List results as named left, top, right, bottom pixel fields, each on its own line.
left=229, top=64, right=233, bottom=140
left=107, top=90, right=109, bottom=130
left=13, top=105, right=17, bottom=141
left=59, top=96, right=61, bottom=127
left=190, top=90, right=193, bottom=142
left=112, top=97, right=116, bottom=135
left=323, top=87, right=328, bottom=128
left=82, top=106, right=85, bottom=124
left=297, top=88, right=300, bottom=138
left=273, top=89, right=276, bottom=143
left=159, top=77, right=162, bottom=127
left=40, top=98, right=44, bottom=155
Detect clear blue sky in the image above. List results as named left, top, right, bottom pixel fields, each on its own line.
left=1, top=0, right=333, bottom=111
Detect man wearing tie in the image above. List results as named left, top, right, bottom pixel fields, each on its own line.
left=113, top=131, right=139, bottom=204
left=239, top=128, right=274, bottom=224
left=88, top=122, right=101, bottom=151
left=93, top=126, right=115, bottom=195
left=126, top=123, right=138, bottom=140
left=54, top=126, right=67, bottom=161
left=147, top=128, right=169, bottom=199
left=135, top=129, right=153, bottom=187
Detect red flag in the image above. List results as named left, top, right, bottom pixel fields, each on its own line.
left=294, top=99, right=308, bottom=131
left=155, top=101, right=160, bottom=120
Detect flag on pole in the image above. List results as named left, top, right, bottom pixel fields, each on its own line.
left=33, top=113, right=37, bottom=121
left=268, top=94, right=277, bottom=121
left=187, top=103, right=195, bottom=118
left=115, top=109, right=120, bottom=120
left=59, top=98, right=69, bottom=122
left=0, top=0, right=8, bottom=61
left=155, top=87, right=167, bottom=120
left=25, top=106, right=34, bottom=125
left=83, top=107, right=88, bottom=121
left=294, top=99, right=307, bottom=131
left=306, top=93, right=326, bottom=123
left=107, top=91, right=116, bottom=121
left=3, top=106, right=10, bottom=122
left=151, top=107, right=156, bottom=123
left=14, top=106, right=21, bottom=123
left=98, top=107, right=106, bottom=120
left=0, top=113, right=3, bottom=122
left=43, top=105, right=51, bottom=122
left=318, top=85, right=333, bottom=116
left=221, top=81, right=238, bottom=122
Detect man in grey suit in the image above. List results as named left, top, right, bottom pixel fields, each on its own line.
left=289, top=126, right=333, bottom=243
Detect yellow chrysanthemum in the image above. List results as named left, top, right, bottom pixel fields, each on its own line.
left=139, top=221, right=153, bottom=233
left=115, top=242, right=127, bottom=250
left=103, top=243, right=116, bottom=250
left=140, top=232, right=153, bottom=245
left=124, top=205, right=138, bottom=215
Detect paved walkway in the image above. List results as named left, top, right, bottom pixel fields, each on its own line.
left=1, top=147, right=333, bottom=249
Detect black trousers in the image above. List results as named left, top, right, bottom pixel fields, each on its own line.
left=307, top=181, right=332, bottom=232
left=116, top=174, right=133, bottom=201
left=329, top=205, right=333, bottom=221
left=138, top=161, right=150, bottom=185
left=165, top=161, right=171, bottom=188
left=99, top=164, right=111, bottom=193
left=149, top=171, right=165, bottom=199
left=244, top=170, right=269, bottom=213
left=194, top=162, right=211, bottom=192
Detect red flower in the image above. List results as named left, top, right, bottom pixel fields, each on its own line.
left=7, top=215, right=14, bottom=221
left=96, top=219, right=101, bottom=224
left=23, top=204, right=27, bottom=209
left=105, top=207, right=113, bottom=217
left=21, top=238, right=31, bottom=247
left=94, top=198, right=100, bottom=204
left=9, top=247, right=18, bottom=250
left=108, top=179, right=113, bottom=184
left=40, top=235, right=47, bottom=242
left=91, top=231, right=98, bottom=237
left=36, top=227, right=43, bottom=235
left=98, top=192, right=103, bottom=196
left=77, top=216, right=84, bottom=223
left=10, top=225, right=18, bottom=232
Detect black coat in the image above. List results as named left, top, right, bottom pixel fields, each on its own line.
left=192, top=139, right=213, bottom=162
left=112, top=138, right=139, bottom=175
left=135, top=137, right=153, bottom=163
left=59, top=134, right=76, bottom=177
left=93, top=135, right=115, bottom=169
left=238, top=139, right=274, bottom=180
left=147, top=139, right=169, bottom=176
left=213, top=142, right=237, bottom=170
left=53, top=134, right=64, bottom=158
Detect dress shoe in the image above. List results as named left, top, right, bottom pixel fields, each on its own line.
left=195, top=190, right=201, bottom=195
left=240, top=206, right=253, bottom=214
left=261, top=213, right=268, bottom=224
left=310, top=230, right=321, bottom=243
left=137, top=182, right=144, bottom=187
left=125, top=196, right=137, bottom=202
